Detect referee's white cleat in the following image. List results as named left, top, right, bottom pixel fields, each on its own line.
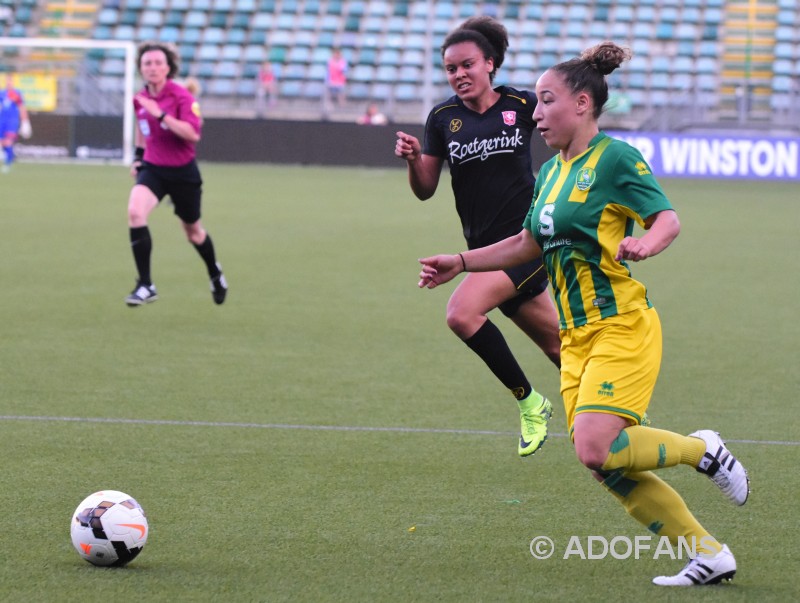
left=125, top=281, right=158, bottom=307
left=653, top=544, right=736, bottom=586
left=690, top=430, right=750, bottom=506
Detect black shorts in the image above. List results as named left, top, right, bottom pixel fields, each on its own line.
left=137, top=160, right=203, bottom=224
left=498, top=257, right=549, bottom=318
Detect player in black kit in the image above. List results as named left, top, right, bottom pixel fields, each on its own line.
left=395, top=16, right=560, bottom=458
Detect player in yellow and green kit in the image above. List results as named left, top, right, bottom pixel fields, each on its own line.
left=417, top=42, right=750, bottom=586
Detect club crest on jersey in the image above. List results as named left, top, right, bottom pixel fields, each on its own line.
left=501, top=111, right=516, bottom=126
left=449, top=119, right=462, bottom=132
left=575, top=167, right=596, bottom=191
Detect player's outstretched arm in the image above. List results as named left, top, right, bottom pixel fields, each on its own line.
left=418, top=230, right=542, bottom=289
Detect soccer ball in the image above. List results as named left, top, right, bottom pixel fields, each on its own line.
left=70, top=490, right=148, bottom=567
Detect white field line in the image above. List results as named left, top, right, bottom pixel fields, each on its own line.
left=1, top=415, right=798, bottom=446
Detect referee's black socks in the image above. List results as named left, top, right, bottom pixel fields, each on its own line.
left=193, top=234, right=221, bottom=278
left=129, top=226, right=152, bottom=285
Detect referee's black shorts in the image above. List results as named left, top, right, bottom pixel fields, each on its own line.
left=498, top=257, right=549, bottom=317
left=137, top=160, right=203, bottom=224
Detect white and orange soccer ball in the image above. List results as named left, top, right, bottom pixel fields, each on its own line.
left=70, top=490, right=148, bottom=566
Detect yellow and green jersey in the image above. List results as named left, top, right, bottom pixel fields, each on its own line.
left=523, top=132, right=673, bottom=330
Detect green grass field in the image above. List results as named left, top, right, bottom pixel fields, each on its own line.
left=0, top=162, right=797, bottom=602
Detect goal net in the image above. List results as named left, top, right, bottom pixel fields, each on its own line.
left=0, top=37, right=136, bottom=163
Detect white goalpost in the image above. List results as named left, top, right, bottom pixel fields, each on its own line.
left=0, top=37, right=137, bottom=163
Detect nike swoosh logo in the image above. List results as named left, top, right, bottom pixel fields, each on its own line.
left=119, top=523, right=147, bottom=538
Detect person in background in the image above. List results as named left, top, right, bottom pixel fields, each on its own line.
left=256, top=61, right=278, bottom=117
left=395, top=17, right=561, bottom=458
left=417, top=42, right=750, bottom=587
left=323, top=47, right=348, bottom=116
left=125, top=42, right=228, bottom=307
left=356, top=102, right=388, bottom=125
left=0, top=74, right=32, bottom=173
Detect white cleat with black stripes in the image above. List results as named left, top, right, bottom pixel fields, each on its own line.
left=653, top=544, right=736, bottom=586
left=690, top=429, right=750, bottom=506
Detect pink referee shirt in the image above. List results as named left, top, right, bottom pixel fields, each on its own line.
left=134, top=80, right=201, bottom=167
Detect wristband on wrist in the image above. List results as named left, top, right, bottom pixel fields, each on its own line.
left=157, top=111, right=167, bottom=122
left=458, top=253, right=467, bottom=272
left=134, top=146, right=144, bottom=162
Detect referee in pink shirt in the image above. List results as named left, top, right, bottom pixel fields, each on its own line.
left=126, top=42, right=227, bottom=307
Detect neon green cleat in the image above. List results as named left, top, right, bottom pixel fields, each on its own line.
left=518, top=395, right=552, bottom=457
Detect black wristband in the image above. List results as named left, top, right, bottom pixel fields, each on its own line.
left=458, top=253, right=467, bottom=272
left=134, top=146, right=144, bottom=162
left=157, top=112, right=167, bottom=122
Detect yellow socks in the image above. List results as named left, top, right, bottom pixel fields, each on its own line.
left=601, top=425, right=706, bottom=473
left=601, top=470, right=722, bottom=556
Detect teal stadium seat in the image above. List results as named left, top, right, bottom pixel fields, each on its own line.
left=656, top=23, right=674, bottom=40
left=215, top=62, right=240, bottom=79
left=682, top=7, right=701, bottom=23
left=247, top=30, right=265, bottom=44
left=159, top=26, right=180, bottom=42
left=347, top=82, right=370, bottom=100
left=137, top=25, right=157, bottom=39
left=97, top=8, right=118, bottom=25
left=198, top=44, right=220, bottom=61
left=209, top=11, right=228, bottom=27
left=231, top=12, right=249, bottom=28
left=182, top=27, right=202, bottom=43
left=208, top=79, right=234, bottom=96
left=203, top=27, right=225, bottom=43
left=195, top=63, right=214, bottom=78
left=362, top=16, right=384, bottom=33
left=119, top=9, right=138, bottom=26
left=615, top=6, right=633, bottom=22
left=307, top=63, right=326, bottom=81
left=221, top=44, right=242, bottom=60
left=288, top=46, right=311, bottom=63
left=659, top=6, right=678, bottom=23
left=280, top=81, right=301, bottom=98
left=676, top=24, right=699, bottom=41
left=164, top=11, right=183, bottom=27
left=395, top=84, right=418, bottom=102
left=93, top=25, right=113, bottom=39
left=243, top=44, right=265, bottom=63
left=311, top=46, right=331, bottom=64
left=184, top=11, right=208, bottom=28
left=392, top=2, right=408, bottom=17
left=251, top=13, right=272, bottom=29
left=114, top=24, right=135, bottom=40
left=704, top=8, right=722, bottom=24
left=236, top=79, right=255, bottom=96
left=366, top=0, right=389, bottom=17
left=774, top=43, right=794, bottom=60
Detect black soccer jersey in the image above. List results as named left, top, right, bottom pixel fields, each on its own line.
left=422, top=86, right=537, bottom=249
